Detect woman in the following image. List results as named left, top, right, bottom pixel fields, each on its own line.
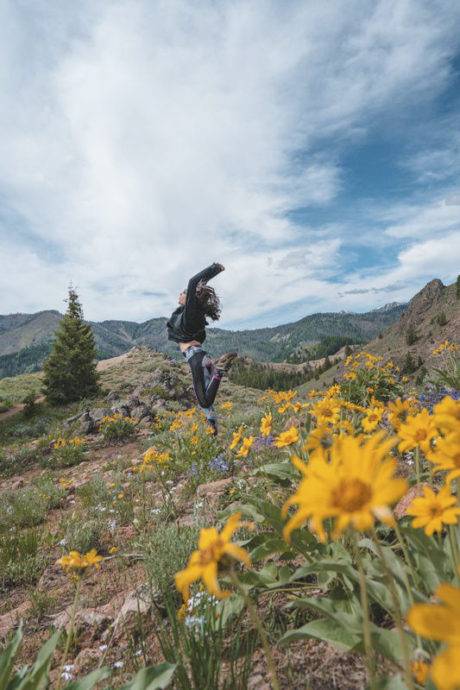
left=166, top=262, right=237, bottom=435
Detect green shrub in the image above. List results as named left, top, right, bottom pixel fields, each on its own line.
left=22, top=392, right=39, bottom=418
left=62, top=516, right=107, bottom=554
left=437, top=310, right=448, bottom=326
left=0, top=477, right=64, bottom=531
left=140, top=524, right=199, bottom=596
left=405, top=323, right=418, bottom=345
left=0, top=397, right=12, bottom=413
left=0, top=445, right=44, bottom=477
left=100, top=414, right=137, bottom=441
left=0, top=528, right=47, bottom=589
left=49, top=443, right=85, bottom=468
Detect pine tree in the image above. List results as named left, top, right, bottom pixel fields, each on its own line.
left=43, top=288, right=100, bottom=404
left=456, top=274, right=460, bottom=299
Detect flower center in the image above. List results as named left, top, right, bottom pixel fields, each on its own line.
left=331, top=478, right=373, bottom=512
left=199, top=540, right=223, bottom=565
left=415, top=429, right=427, bottom=442
left=428, top=504, right=443, bottom=518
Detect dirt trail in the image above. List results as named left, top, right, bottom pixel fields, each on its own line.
left=0, top=395, right=45, bottom=421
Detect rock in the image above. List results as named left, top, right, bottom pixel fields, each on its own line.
left=106, top=390, right=120, bottom=403
left=131, top=404, right=151, bottom=421
left=128, top=394, right=141, bottom=408
left=110, top=402, right=131, bottom=417
left=0, top=601, right=30, bottom=639
left=108, top=583, right=161, bottom=639
left=394, top=483, right=430, bottom=519
left=51, top=606, right=113, bottom=636
left=74, top=646, right=103, bottom=673
left=76, top=411, right=97, bottom=435
left=10, top=476, right=25, bottom=490
left=196, top=478, right=233, bottom=498
left=63, top=411, right=85, bottom=428
left=90, top=407, right=112, bottom=423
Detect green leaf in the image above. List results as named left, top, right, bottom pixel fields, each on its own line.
left=65, top=668, right=111, bottom=690
left=119, top=663, right=176, bottom=690
left=280, top=618, right=361, bottom=651
left=252, top=461, right=298, bottom=484
left=0, top=626, right=23, bottom=688
left=14, top=631, right=61, bottom=690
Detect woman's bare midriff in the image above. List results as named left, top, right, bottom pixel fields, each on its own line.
left=179, top=340, right=202, bottom=353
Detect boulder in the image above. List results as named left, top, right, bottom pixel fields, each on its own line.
left=106, top=390, right=120, bottom=403
left=90, top=408, right=112, bottom=423
left=131, top=404, right=151, bottom=421
left=196, top=478, right=233, bottom=498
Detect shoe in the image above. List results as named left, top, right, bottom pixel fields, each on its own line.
left=207, top=419, right=218, bottom=436
left=214, top=351, right=238, bottom=373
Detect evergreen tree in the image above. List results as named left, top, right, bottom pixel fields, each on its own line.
left=43, top=288, right=100, bottom=404
left=457, top=274, right=460, bottom=299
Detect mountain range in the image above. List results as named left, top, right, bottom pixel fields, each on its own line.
left=0, top=301, right=407, bottom=378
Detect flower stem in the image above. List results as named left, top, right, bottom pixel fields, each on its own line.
left=415, top=447, right=421, bottom=484
left=229, top=569, right=281, bottom=690
left=57, top=577, right=81, bottom=690
left=352, top=533, right=375, bottom=689
left=371, top=529, right=415, bottom=690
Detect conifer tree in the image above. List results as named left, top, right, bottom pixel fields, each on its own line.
left=456, top=274, right=460, bottom=299
left=43, top=288, right=100, bottom=404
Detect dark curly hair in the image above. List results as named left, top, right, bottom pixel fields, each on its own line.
left=195, top=280, right=221, bottom=321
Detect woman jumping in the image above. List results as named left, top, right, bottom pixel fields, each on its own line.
left=166, top=262, right=237, bottom=435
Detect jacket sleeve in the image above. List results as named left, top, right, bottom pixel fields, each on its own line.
left=184, top=263, right=223, bottom=319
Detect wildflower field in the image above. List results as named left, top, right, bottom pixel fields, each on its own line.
left=0, top=345, right=459, bottom=689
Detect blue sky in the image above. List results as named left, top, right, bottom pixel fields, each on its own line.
left=0, top=0, right=459, bottom=329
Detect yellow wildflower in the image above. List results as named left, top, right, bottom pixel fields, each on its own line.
left=169, top=417, right=183, bottom=432
left=303, top=425, right=333, bottom=454
left=274, top=426, right=300, bottom=448
left=311, top=398, right=341, bottom=425
left=109, top=546, right=119, bottom=554
left=406, top=485, right=460, bottom=536
left=282, top=433, right=406, bottom=542
left=57, top=548, right=103, bottom=573
left=344, top=371, right=357, bottom=381
left=361, top=407, right=384, bottom=433
left=191, top=435, right=199, bottom=446
left=408, top=582, right=460, bottom=690
left=143, top=447, right=171, bottom=465
left=387, top=398, right=417, bottom=430
left=236, top=436, right=255, bottom=458
left=220, top=401, right=233, bottom=411
left=229, top=426, right=244, bottom=450
left=410, top=660, right=430, bottom=685
left=398, top=409, right=438, bottom=455
left=260, top=412, right=273, bottom=437
left=433, top=396, right=460, bottom=434
left=427, top=433, right=460, bottom=484
left=175, top=513, right=250, bottom=601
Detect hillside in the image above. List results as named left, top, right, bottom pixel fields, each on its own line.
left=1, top=337, right=459, bottom=688
left=298, top=278, right=460, bottom=393
left=0, top=302, right=405, bottom=378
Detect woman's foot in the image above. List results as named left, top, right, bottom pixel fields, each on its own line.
left=214, top=351, right=238, bottom=373
left=207, top=419, right=218, bottom=435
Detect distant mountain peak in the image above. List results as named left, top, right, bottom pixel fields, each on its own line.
left=372, top=302, right=404, bottom=313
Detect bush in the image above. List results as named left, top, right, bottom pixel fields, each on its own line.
left=405, top=323, right=418, bottom=345
left=22, top=392, right=38, bottom=418
left=437, top=310, right=448, bottom=326
left=0, top=528, right=47, bottom=590
left=48, top=442, right=85, bottom=468
left=62, top=516, right=107, bottom=554
left=0, top=477, right=64, bottom=531
left=100, top=414, right=137, bottom=441
left=0, top=444, right=46, bottom=477
left=140, top=523, right=199, bottom=596
left=0, top=397, right=12, bottom=413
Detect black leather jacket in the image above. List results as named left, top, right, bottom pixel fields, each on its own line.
left=166, top=263, right=223, bottom=344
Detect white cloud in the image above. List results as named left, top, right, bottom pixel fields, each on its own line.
left=0, top=0, right=460, bottom=325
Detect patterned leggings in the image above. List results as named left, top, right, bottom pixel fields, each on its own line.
left=182, top=345, right=222, bottom=421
